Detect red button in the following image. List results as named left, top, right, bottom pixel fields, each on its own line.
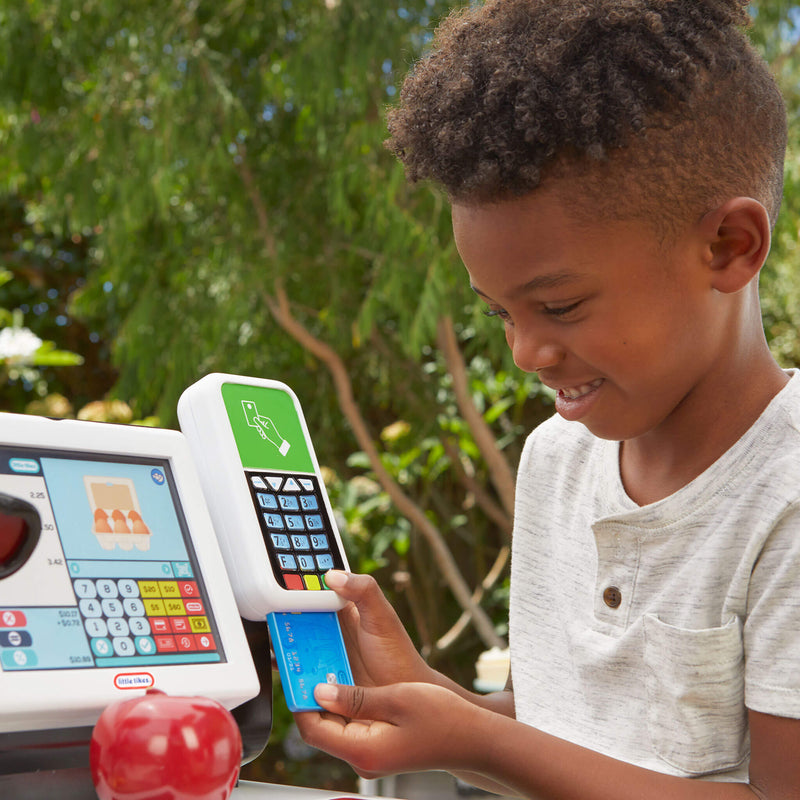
left=155, top=635, right=177, bottom=652
left=178, top=581, right=199, bottom=598
left=184, top=600, right=205, bottom=615
left=150, top=617, right=170, bottom=634
left=284, top=574, right=304, bottom=590
left=176, top=634, right=197, bottom=652
left=0, top=610, right=26, bottom=628
left=169, top=617, right=190, bottom=634
left=196, top=634, right=216, bottom=651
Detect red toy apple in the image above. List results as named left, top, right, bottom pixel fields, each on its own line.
left=90, top=688, right=242, bottom=800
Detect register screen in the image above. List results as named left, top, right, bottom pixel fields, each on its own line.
left=0, top=445, right=226, bottom=673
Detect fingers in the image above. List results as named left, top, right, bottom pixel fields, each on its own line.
left=326, top=571, right=409, bottom=637
left=326, top=571, right=433, bottom=686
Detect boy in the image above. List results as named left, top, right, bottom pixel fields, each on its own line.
left=295, top=1, right=800, bottom=797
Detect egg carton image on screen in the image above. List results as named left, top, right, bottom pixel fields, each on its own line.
left=83, top=476, right=152, bottom=552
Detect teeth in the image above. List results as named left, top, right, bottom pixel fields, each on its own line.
left=559, top=379, right=602, bottom=400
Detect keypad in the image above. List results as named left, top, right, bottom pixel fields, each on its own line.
left=249, top=471, right=344, bottom=591
left=72, top=577, right=218, bottom=660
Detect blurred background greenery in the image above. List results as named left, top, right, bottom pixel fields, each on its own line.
left=1, top=0, right=799, bottom=791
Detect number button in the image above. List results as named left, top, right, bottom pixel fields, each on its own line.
left=117, top=579, right=140, bottom=597
left=96, top=579, right=118, bottom=598
left=85, top=618, right=108, bottom=638
left=257, top=493, right=278, bottom=510
left=113, top=637, right=136, bottom=657
left=291, top=535, right=310, bottom=550
left=73, top=579, right=97, bottom=599
left=279, top=495, right=300, bottom=511
left=310, top=534, right=329, bottom=550
left=123, top=598, right=146, bottom=617
left=79, top=599, right=103, bottom=618
left=107, top=618, right=130, bottom=637
left=305, top=515, right=323, bottom=530
left=285, top=515, right=304, bottom=530
left=300, top=495, right=318, bottom=511
left=129, top=617, right=151, bottom=636
left=264, top=513, right=284, bottom=530
left=297, top=555, right=315, bottom=571
left=271, top=534, right=291, bottom=550
left=101, top=599, right=124, bottom=618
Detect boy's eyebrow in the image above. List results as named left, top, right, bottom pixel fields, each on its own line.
left=470, top=271, right=583, bottom=300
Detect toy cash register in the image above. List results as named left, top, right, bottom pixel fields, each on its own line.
left=0, top=412, right=273, bottom=800
left=0, top=414, right=259, bottom=736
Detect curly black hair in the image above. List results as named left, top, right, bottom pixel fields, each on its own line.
left=386, top=0, right=786, bottom=230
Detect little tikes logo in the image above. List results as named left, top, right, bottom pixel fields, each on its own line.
left=114, top=672, right=154, bottom=690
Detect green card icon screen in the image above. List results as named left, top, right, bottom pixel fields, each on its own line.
left=221, top=382, right=315, bottom=473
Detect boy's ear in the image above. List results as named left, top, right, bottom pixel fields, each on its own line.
left=698, top=197, right=771, bottom=294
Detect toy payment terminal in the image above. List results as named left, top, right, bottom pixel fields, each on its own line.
left=178, top=374, right=354, bottom=711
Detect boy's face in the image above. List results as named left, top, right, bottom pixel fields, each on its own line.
left=452, top=188, right=727, bottom=443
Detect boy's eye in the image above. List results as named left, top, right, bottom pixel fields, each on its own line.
left=482, top=307, right=512, bottom=323
left=542, top=300, right=583, bottom=319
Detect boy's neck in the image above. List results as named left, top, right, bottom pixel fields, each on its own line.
left=618, top=352, right=789, bottom=506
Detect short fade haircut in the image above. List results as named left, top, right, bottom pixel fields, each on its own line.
left=386, top=0, right=787, bottom=233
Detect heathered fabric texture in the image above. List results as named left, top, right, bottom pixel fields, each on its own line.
left=510, top=371, right=800, bottom=780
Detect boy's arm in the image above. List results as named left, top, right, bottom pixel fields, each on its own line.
left=298, top=682, right=797, bottom=799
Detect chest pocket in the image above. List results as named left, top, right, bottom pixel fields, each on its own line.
left=643, top=614, right=749, bottom=776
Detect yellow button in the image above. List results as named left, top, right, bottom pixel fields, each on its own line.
left=189, top=616, right=211, bottom=633
left=158, top=581, right=180, bottom=598
left=164, top=599, right=187, bottom=616
left=303, top=575, right=322, bottom=590
left=144, top=599, right=166, bottom=616
left=138, top=581, right=161, bottom=598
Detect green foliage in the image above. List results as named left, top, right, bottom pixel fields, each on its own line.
left=0, top=0, right=495, bottom=429
left=759, top=6, right=800, bottom=368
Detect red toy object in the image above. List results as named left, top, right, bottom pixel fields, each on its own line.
left=90, top=688, right=242, bottom=800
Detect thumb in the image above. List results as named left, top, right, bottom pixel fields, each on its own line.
left=314, top=681, right=391, bottom=721
left=324, top=570, right=388, bottom=612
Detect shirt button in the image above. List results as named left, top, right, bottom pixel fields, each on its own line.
left=603, top=586, right=622, bottom=608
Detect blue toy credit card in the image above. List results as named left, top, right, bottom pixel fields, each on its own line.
left=267, top=610, right=354, bottom=712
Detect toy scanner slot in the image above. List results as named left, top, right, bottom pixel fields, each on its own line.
left=0, top=494, right=41, bottom=580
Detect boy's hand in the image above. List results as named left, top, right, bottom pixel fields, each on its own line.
left=295, top=681, right=488, bottom=779
left=324, top=571, right=435, bottom=687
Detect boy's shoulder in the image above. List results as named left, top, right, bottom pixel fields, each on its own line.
left=745, top=369, right=800, bottom=470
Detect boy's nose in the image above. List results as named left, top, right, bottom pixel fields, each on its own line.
left=508, top=326, right=563, bottom=373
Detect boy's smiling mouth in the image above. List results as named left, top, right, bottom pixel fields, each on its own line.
left=551, top=378, right=605, bottom=423
left=556, top=378, right=604, bottom=400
